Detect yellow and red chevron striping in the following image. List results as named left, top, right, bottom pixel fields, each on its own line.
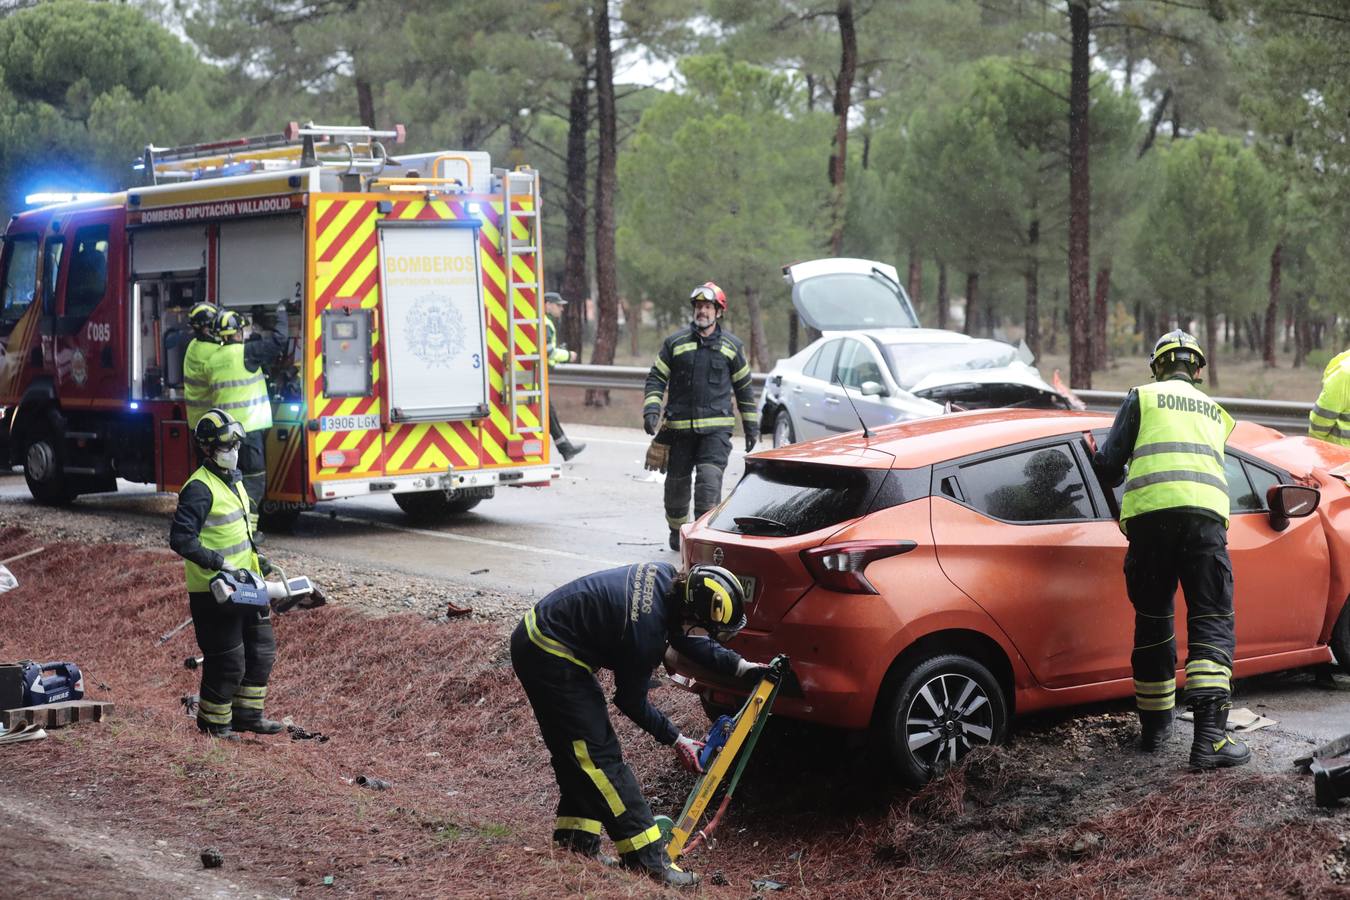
left=302, top=192, right=546, bottom=488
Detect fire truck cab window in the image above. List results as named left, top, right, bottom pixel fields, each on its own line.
left=1, top=235, right=39, bottom=328
left=65, top=225, right=110, bottom=321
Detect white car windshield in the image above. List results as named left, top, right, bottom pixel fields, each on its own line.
left=880, top=340, right=1019, bottom=389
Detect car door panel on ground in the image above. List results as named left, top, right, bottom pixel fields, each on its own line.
left=930, top=439, right=1133, bottom=688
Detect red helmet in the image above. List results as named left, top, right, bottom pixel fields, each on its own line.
left=689, top=281, right=727, bottom=313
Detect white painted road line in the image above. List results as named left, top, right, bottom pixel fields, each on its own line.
left=314, top=512, right=626, bottom=567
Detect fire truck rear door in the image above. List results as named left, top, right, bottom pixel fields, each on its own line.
left=376, top=221, right=489, bottom=423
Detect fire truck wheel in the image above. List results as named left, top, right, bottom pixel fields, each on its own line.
left=393, top=489, right=489, bottom=521
left=259, top=505, right=302, bottom=533
left=23, top=424, right=74, bottom=506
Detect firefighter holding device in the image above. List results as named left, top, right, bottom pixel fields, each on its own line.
left=169, top=408, right=284, bottom=741
left=510, top=562, right=767, bottom=888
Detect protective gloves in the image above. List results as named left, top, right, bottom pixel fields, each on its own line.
left=644, top=411, right=660, bottom=436
left=735, top=658, right=771, bottom=681
left=257, top=556, right=278, bottom=577
left=744, top=430, right=758, bottom=453
left=674, top=734, right=705, bottom=773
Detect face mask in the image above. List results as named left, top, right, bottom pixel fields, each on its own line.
left=213, top=447, right=240, bottom=470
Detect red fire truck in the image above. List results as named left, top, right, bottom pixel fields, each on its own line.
left=0, top=123, right=558, bottom=527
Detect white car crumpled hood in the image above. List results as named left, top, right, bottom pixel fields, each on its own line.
left=908, top=364, right=1059, bottom=396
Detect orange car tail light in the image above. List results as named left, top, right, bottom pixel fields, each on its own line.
left=800, top=540, right=917, bottom=594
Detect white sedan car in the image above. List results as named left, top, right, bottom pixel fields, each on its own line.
left=759, top=258, right=1071, bottom=447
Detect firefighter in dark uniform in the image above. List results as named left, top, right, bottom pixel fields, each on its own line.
left=643, top=283, right=758, bottom=551
left=510, top=562, right=766, bottom=887
left=1091, top=330, right=1250, bottom=769
left=544, top=292, right=585, bottom=461
left=169, top=408, right=283, bottom=740
left=211, top=306, right=289, bottom=529
left=183, top=301, right=222, bottom=428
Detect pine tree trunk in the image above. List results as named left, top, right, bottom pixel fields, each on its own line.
left=1048, top=289, right=1061, bottom=354
left=1203, top=286, right=1219, bottom=389
left=1294, top=303, right=1308, bottom=367
left=744, top=286, right=770, bottom=372
left=1264, top=242, right=1281, bottom=368
left=1093, top=264, right=1111, bottom=370
left=826, top=0, right=857, bottom=256
left=1067, top=0, right=1093, bottom=390
left=936, top=260, right=949, bottom=331
left=587, top=0, right=618, bottom=407
left=356, top=77, right=376, bottom=129
left=560, top=61, right=590, bottom=354
left=964, top=271, right=979, bottom=336
left=788, top=311, right=800, bottom=356
left=907, top=246, right=922, bottom=321
left=1025, top=218, right=1040, bottom=359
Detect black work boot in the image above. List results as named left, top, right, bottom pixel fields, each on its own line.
left=668, top=528, right=681, bottom=552
left=557, top=438, right=586, bottom=461
left=1138, top=708, right=1174, bottom=753
left=553, top=829, right=616, bottom=866
left=620, top=843, right=698, bottom=888
left=232, top=713, right=285, bottom=735
left=1189, top=698, right=1251, bottom=769
left=196, top=719, right=241, bottom=742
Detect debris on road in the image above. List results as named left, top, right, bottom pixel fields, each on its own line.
left=0, top=722, right=47, bottom=746
left=1178, top=706, right=1277, bottom=732
left=1312, top=756, right=1350, bottom=808
left=200, top=848, right=223, bottom=869
left=354, top=775, right=390, bottom=790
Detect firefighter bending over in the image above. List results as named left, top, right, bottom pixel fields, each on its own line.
left=209, top=305, right=289, bottom=527
left=1091, top=330, right=1249, bottom=769
left=170, top=409, right=284, bottom=741
left=642, top=282, right=758, bottom=551
left=511, top=562, right=767, bottom=887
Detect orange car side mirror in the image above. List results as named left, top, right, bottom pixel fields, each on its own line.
left=1267, top=484, right=1320, bottom=532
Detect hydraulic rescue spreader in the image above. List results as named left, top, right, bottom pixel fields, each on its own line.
left=657, top=654, right=791, bottom=864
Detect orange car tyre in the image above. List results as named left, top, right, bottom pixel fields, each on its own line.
left=880, top=653, right=1009, bottom=788
left=1333, top=600, right=1350, bottom=675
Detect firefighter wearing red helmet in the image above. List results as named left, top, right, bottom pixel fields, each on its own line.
left=642, top=282, right=758, bottom=551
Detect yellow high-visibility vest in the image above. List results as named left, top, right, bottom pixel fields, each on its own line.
left=1120, top=379, right=1233, bottom=533
left=182, top=466, right=259, bottom=591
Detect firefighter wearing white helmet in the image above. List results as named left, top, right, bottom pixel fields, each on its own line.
left=1091, top=329, right=1248, bottom=769
left=169, top=408, right=285, bottom=741
left=642, top=282, right=759, bottom=551
left=509, top=562, right=766, bottom=887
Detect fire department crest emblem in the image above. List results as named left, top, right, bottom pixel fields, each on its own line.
left=405, top=294, right=465, bottom=368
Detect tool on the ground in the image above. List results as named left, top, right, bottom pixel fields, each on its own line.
left=185, top=655, right=204, bottom=670
left=159, top=616, right=195, bottom=645
left=1311, top=754, right=1350, bottom=807
left=354, top=774, right=390, bottom=790
left=656, top=655, right=790, bottom=864
left=9, top=661, right=85, bottom=706
left=287, top=722, right=329, bottom=743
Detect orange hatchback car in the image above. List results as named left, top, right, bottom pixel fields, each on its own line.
left=676, top=409, right=1350, bottom=786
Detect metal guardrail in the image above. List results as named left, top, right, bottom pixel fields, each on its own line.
left=551, top=364, right=1316, bottom=434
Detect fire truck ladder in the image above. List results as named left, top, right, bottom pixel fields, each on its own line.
left=139, top=121, right=406, bottom=184
left=501, top=168, right=545, bottom=439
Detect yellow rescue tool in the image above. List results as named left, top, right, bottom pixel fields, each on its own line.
left=659, top=654, right=790, bottom=863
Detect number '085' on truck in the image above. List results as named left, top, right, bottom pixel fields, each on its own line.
left=0, top=122, right=560, bottom=527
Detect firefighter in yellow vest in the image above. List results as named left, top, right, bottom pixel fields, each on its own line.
left=1091, top=330, right=1249, bottom=769
left=544, top=292, right=585, bottom=461
left=210, top=306, right=289, bottom=527
left=1309, top=349, right=1350, bottom=446
left=169, top=409, right=283, bottom=740
left=183, top=301, right=222, bottom=428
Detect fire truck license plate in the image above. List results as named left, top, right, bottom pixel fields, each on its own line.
left=319, top=414, right=381, bottom=432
